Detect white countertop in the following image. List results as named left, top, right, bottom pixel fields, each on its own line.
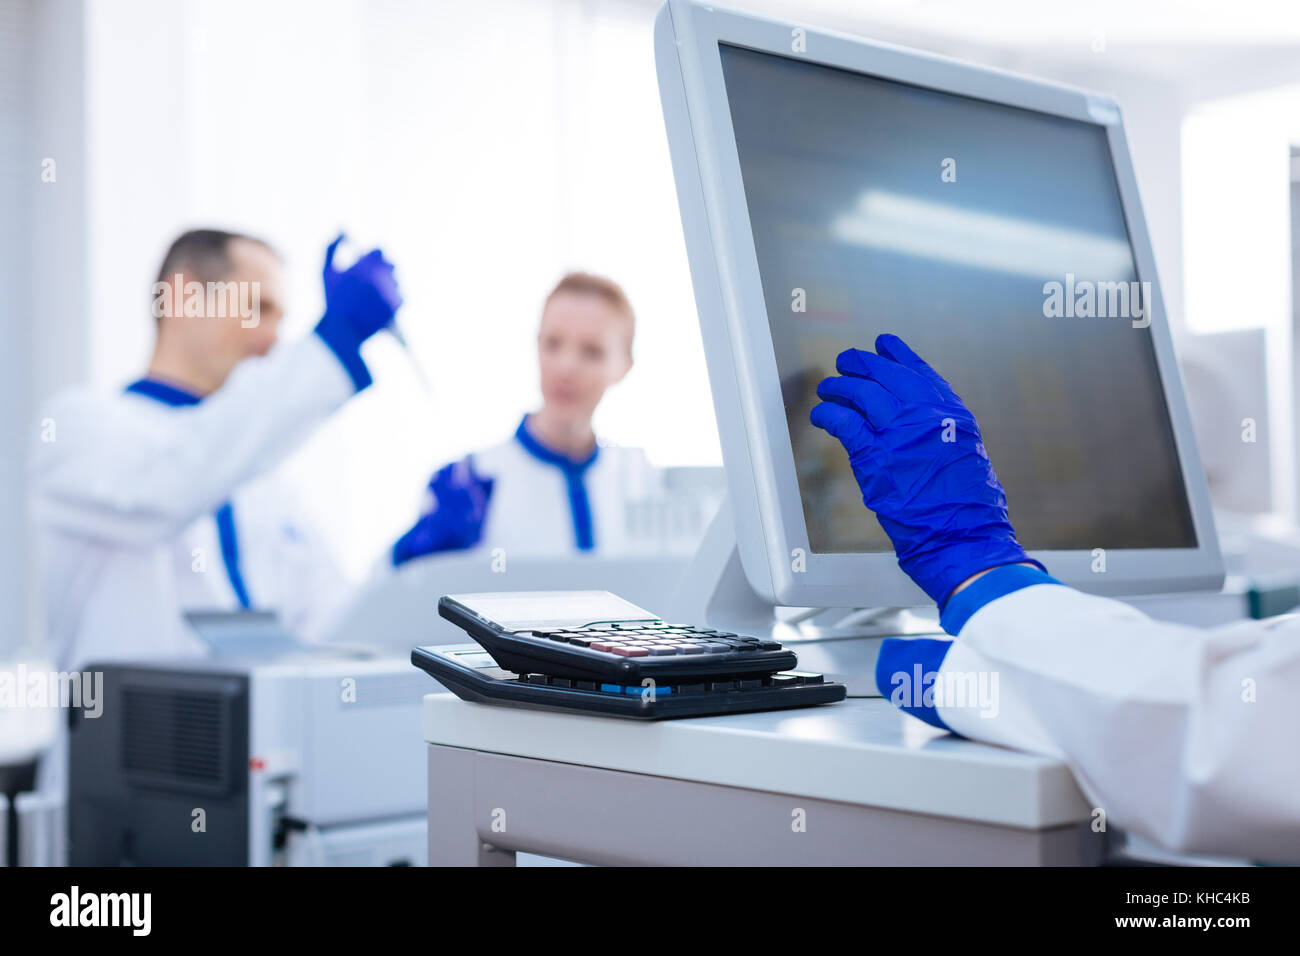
left=423, top=694, right=1091, bottom=829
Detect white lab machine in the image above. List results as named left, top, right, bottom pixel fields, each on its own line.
left=67, top=651, right=429, bottom=866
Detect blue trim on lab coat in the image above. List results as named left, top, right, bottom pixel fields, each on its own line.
left=125, top=377, right=203, bottom=408
left=874, top=564, right=1064, bottom=733
left=125, top=377, right=253, bottom=608
left=513, top=415, right=598, bottom=551
left=939, top=564, right=1061, bottom=635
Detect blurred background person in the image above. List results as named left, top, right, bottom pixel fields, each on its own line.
left=31, top=229, right=404, bottom=674
left=392, top=272, right=662, bottom=563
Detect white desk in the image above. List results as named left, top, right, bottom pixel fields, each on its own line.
left=423, top=694, right=1105, bottom=866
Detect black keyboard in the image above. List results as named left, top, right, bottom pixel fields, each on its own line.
left=411, top=643, right=846, bottom=720
left=438, top=593, right=797, bottom=682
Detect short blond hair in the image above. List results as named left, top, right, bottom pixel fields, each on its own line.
left=543, top=272, right=635, bottom=350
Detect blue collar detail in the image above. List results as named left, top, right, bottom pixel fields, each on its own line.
left=513, top=415, right=599, bottom=473
left=125, top=377, right=204, bottom=407
left=514, top=415, right=598, bottom=551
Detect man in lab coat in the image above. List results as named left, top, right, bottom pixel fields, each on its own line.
left=32, top=229, right=403, bottom=675
left=391, top=272, right=662, bottom=564
left=812, top=333, right=1300, bottom=862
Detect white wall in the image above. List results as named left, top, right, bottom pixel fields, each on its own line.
left=0, top=0, right=32, bottom=658
left=1, top=0, right=89, bottom=657
left=1182, top=85, right=1300, bottom=519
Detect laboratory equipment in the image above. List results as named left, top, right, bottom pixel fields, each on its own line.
left=67, top=653, right=429, bottom=866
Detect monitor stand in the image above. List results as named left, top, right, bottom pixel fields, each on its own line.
left=670, top=498, right=945, bottom=697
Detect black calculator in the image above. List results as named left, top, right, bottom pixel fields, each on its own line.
left=417, top=590, right=846, bottom=719
left=437, top=590, right=798, bottom=683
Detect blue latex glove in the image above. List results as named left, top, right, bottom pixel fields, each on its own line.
left=314, top=234, right=404, bottom=391
left=809, top=333, right=1042, bottom=606
left=392, top=459, right=494, bottom=566
left=320, top=234, right=403, bottom=339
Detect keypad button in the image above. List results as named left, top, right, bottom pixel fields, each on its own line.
left=610, top=646, right=649, bottom=657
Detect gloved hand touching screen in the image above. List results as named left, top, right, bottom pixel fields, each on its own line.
left=810, top=333, right=1042, bottom=606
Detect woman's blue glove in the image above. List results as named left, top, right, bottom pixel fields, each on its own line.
left=392, top=459, right=495, bottom=566
left=314, top=234, right=404, bottom=391
left=809, top=333, right=1042, bottom=606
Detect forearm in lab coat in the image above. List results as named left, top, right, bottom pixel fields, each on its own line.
left=31, top=332, right=359, bottom=547
left=879, top=567, right=1300, bottom=862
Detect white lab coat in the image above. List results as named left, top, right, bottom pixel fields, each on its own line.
left=933, top=582, right=1300, bottom=861
left=467, top=426, right=663, bottom=556
left=31, top=333, right=357, bottom=674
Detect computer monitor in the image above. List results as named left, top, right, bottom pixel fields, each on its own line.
left=654, top=0, right=1223, bottom=608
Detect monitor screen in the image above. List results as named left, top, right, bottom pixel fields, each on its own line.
left=719, top=43, right=1197, bottom=555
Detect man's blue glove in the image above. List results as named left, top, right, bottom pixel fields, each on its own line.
left=392, top=459, right=494, bottom=566
left=314, top=234, right=404, bottom=391
left=809, top=333, right=1042, bottom=606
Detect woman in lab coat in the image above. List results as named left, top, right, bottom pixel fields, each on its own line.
left=811, top=333, right=1299, bottom=862
left=392, top=272, right=661, bottom=564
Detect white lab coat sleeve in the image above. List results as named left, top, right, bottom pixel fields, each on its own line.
left=31, top=333, right=359, bottom=548
left=933, top=581, right=1300, bottom=861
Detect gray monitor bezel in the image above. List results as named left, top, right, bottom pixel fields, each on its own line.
left=654, top=0, right=1224, bottom=607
